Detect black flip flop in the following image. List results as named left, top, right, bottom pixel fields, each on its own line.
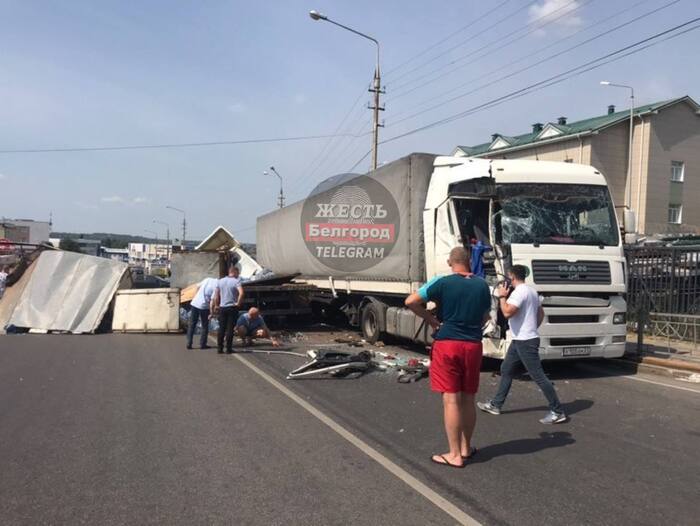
left=462, top=446, right=478, bottom=461
left=430, top=455, right=465, bottom=469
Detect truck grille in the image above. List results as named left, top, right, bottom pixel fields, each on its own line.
left=548, top=315, right=599, bottom=324
left=532, top=260, right=611, bottom=285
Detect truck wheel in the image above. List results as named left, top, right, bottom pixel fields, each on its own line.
left=361, top=302, right=382, bottom=344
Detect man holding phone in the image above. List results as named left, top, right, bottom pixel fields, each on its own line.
left=478, top=265, right=567, bottom=424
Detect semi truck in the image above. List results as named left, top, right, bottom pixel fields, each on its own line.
left=257, top=153, right=632, bottom=360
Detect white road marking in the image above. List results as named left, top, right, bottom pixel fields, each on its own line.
left=577, top=362, right=700, bottom=394
left=617, top=373, right=700, bottom=394
left=234, top=352, right=481, bottom=526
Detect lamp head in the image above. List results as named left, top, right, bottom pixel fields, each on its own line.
left=600, top=81, right=611, bottom=86
left=309, top=10, right=327, bottom=21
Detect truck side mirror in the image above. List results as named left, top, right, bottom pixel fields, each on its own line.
left=623, top=209, right=636, bottom=233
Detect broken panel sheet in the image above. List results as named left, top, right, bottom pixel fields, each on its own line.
left=8, top=250, right=128, bottom=334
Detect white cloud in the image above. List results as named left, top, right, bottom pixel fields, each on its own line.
left=227, top=102, right=246, bottom=113
left=529, top=0, right=583, bottom=34
left=99, top=195, right=150, bottom=206
left=0, top=173, right=5, bottom=179
left=100, top=195, right=125, bottom=203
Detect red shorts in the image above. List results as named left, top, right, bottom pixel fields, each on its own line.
left=430, top=339, right=483, bottom=394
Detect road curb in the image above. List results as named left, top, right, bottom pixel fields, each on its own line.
left=610, top=356, right=699, bottom=382
left=621, top=354, right=700, bottom=374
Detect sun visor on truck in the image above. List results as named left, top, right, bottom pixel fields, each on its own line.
left=447, top=177, right=496, bottom=198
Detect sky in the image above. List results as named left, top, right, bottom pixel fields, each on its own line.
left=1, top=0, right=698, bottom=242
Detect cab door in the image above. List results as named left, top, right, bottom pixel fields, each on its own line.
left=424, top=198, right=461, bottom=279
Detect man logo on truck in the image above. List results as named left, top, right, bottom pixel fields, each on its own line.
left=301, top=175, right=400, bottom=272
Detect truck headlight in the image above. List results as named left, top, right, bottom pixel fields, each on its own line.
left=613, top=312, right=626, bottom=324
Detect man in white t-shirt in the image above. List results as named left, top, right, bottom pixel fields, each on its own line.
left=186, top=277, right=218, bottom=350
left=477, top=265, right=567, bottom=424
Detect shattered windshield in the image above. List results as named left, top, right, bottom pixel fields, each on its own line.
left=495, top=183, right=619, bottom=246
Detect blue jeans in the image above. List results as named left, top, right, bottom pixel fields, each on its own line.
left=186, top=306, right=210, bottom=348
left=491, top=338, right=563, bottom=413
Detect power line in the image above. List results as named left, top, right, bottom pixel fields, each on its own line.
left=386, top=0, right=541, bottom=85
left=290, top=119, right=372, bottom=200
left=0, top=132, right=367, bottom=154
left=302, top=101, right=371, bottom=181
left=388, top=0, right=591, bottom=96
left=215, top=2, right=574, bottom=194
left=388, top=0, right=682, bottom=128
left=380, top=17, right=700, bottom=146
left=348, top=149, right=372, bottom=172
left=246, top=17, right=700, bottom=228
left=326, top=119, right=372, bottom=171
left=383, top=0, right=512, bottom=78
left=288, top=110, right=373, bottom=199
left=387, top=0, right=657, bottom=120
left=284, top=83, right=369, bottom=189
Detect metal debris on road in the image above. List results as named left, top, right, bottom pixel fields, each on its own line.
left=287, top=349, right=372, bottom=380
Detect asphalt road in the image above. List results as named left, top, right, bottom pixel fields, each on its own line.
left=1, top=334, right=699, bottom=526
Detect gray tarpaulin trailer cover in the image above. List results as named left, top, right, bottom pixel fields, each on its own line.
left=257, top=153, right=436, bottom=282
left=8, top=250, right=129, bottom=334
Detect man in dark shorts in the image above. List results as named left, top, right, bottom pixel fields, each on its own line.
left=405, top=246, right=491, bottom=468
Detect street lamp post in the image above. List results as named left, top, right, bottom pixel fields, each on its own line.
left=166, top=206, right=186, bottom=250
left=600, top=81, right=635, bottom=211
left=153, top=220, right=170, bottom=261
left=309, top=9, right=383, bottom=171
left=265, top=167, right=285, bottom=208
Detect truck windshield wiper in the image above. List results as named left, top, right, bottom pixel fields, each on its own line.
left=573, top=234, right=610, bottom=248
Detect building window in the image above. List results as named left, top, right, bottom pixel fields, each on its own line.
left=671, top=161, right=684, bottom=182
left=668, top=204, right=682, bottom=224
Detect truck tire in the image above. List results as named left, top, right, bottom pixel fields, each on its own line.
left=361, top=302, right=383, bottom=344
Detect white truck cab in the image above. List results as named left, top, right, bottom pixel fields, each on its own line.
left=423, top=156, right=627, bottom=359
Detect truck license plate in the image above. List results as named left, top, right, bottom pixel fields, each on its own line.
left=562, top=346, right=591, bottom=357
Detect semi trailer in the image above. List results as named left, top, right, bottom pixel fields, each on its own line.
left=257, top=153, right=631, bottom=360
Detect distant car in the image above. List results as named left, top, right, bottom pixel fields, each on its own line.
left=132, top=275, right=170, bottom=289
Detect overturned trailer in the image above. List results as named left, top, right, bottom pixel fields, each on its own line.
left=174, top=226, right=314, bottom=325
left=257, top=153, right=631, bottom=360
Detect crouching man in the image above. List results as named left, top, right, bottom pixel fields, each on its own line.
left=235, top=307, right=280, bottom=347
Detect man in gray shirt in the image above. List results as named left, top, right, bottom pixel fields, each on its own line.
left=213, top=265, right=244, bottom=354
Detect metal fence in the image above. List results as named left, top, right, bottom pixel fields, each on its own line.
left=626, top=245, right=700, bottom=315
left=626, top=245, right=700, bottom=344
left=646, top=312, right=700, bottom=347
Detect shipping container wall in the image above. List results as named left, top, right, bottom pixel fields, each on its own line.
left=256, top=153, right=436, bottom=282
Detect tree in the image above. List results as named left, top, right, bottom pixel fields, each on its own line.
left=59, top=238, right=83, bottom=253
left=102, top=237, right=127, bottom=249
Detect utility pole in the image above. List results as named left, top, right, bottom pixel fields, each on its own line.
left=166, top=206, right=187, bottom=250
left=368, top=47, right=384, bottom=171
left=309, top=10, right=383, bottom=170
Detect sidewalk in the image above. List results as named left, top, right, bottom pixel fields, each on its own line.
left=620, top=333, right=700, bottom=379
